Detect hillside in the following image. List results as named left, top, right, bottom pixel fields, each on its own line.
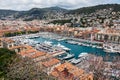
left=0, top=4, right=120, bottom=20
left=0, top=48, right=16, bottom=79
left=69, top=4, right=120, bottom=14
left=0, top=9, right=18, bottom=20
left=14, top=6, right=67, bottom=21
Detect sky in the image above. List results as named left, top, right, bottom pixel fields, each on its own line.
left=0, top=0, right=120, bottom=11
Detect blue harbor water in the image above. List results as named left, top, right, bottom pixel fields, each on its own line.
left=31, top=37, right=120, bottom=60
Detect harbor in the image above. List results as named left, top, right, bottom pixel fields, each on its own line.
left=0, top=3, right=120, bottom=79
left=10, top=32, right=120, bottom=62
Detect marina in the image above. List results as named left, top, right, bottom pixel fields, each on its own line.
left=11, top=32, right=120, bottom=61
left=0, top=3, right=120, bottom=80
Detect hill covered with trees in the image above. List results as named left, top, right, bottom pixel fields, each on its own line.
left=0, top=4, right=120, bottom=20
left=68, top=4, right=120, bottom=14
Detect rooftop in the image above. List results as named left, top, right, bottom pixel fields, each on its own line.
left=42, top=58, right=60, bottom=68
left=19, top=48, right=37, bottom=57
left=1, top=38, right=15, bottom=43
left=51, top=62, right=85, bottom=78
left=30, top=51, right=46, bottom=58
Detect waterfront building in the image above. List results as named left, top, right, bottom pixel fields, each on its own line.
left=9, top=45, right=33, bottom=53
left=95, top=28, right=120, bottom=43
left=18, top=45, right=52, bottom=62
left=1, top=38, right=16, bottom=49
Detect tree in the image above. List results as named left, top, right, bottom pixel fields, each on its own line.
left=0, top=48, right=16, bottom=79
left=88, top=55, right=120, bottom=80
left=7, top=55, right=57, bottom=80
left=0, top=48, right=56, bottom=80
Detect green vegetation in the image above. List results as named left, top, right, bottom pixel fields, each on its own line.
left=0, top=48, right=56, bottom=80
left=4, top=30, right=39, bottom=37
left=50, top=19, right=72, bottom=25
left=28, top=30, right=39, bottom=34
left=7, top=56, right=57, bottom=80
left=69, top=4, right=120, bottom=14
left=0, top=48, right=16, bottom=79
left=4, top=31, right=26, bottom=37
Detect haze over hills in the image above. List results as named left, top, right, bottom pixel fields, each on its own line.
left=0, top=4, right=120, bottom=21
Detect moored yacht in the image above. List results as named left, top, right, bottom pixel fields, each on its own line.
left=44, top=41, right=52, bottom=45
left=78, top=52, right=88, bottom=58
left=71, top=58, right=82, bottom=64
left=103, top=44, right=120, bottom=53
left=62, top=53, right=74, bottom=60
left=66, top=41, right=78, bottom=45
left=55, top=43, right=71, bottom=51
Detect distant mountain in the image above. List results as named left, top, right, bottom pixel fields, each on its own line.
left=0, top=6, right=67, bottom=20
left=14, top=6, right=68, bottom=21
left=0, top=4, right=120, bottom=20
left=0, top=9, right=18, bottom=20
left=69, top=4, right=120, bottom=14
left=43, top=6, right=67, bottom=12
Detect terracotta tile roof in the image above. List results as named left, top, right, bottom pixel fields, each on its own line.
left=9, top=45, right=24, bottom=50
left=54, top=62, right=77, bottom=72
left=42, top=58, right=60, bottom=68
left=0, top=38, right=2, bottom=40
left=24, top=45, right=33, bottom=49
left=19, top=48, right=37, bottom=56
left=51, top=71, right=59, bottom=77
left=51, top=62, right=85, bottom=79
left=30, top=51, right=46, bottom=58
left=1, top=38, right=15, bottom=43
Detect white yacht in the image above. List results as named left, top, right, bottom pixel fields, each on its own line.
left=44, top=41, right=52, bottom=45
left=56, top=43, right=71, bottom=51
left=92, top=45, right=96, bottom=48
left=63, top=53, right=74, bottom=60
left=57, top=38, right=65, bottom=41
left=103, top=44, right=120, bottom=53
left=66, top=41, right=78, bottom=45
left=96, top=46, right=102, bottom=49
left=78, top=52, right=88, bottom=58
left=71, top=58, right=82, bottom=64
